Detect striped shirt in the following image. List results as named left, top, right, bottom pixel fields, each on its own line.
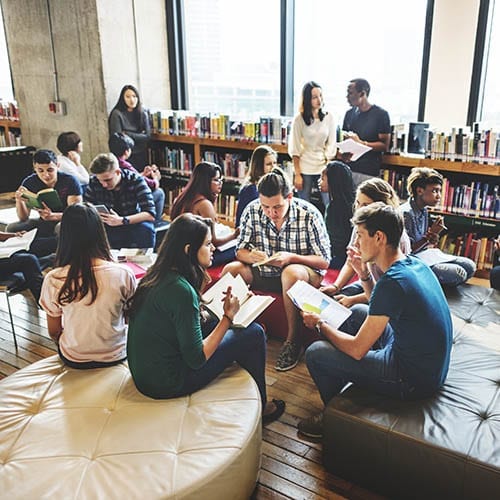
left=237, top=197, right=331, bottom=277
left=84, top=168, right=155, bottom=218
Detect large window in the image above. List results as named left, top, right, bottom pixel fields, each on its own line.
left=293, top=0, right=428, bottom=125
left=478, top=0, right=499, bottom=125
left=183, top=0, right=280, bottom=118
left=0, top=6, right=14, bottom=101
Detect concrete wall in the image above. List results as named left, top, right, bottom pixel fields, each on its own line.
left=425, top=0, right=480, bottom=130
left=1, top=0, right=170, bottom=164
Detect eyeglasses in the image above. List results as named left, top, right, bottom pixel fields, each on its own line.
left=212, top=177, right=224, bottom=183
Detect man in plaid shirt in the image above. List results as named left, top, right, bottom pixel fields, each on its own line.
left=223, top=168, right=330, bottom=371
left=84, top=153, right=156, bottom=249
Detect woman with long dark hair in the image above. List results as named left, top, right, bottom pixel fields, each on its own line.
left=319, top=161, right=355, bottom=268
left=109, top=84, right=151, bottom=169
left=40, top=203, right=136, bottom=368
left=288, top=81, right=337, bottom=206
left=170, top=161, right=239, bottom=265
left=235, top=145, right=277, bottom=226
left=127, top=213, right=285, bottom=423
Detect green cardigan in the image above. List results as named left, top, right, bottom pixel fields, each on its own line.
left=127, top=271, right=206, bottom=398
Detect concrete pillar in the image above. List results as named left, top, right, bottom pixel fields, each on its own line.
left=1, top=0, right=170, bottom=165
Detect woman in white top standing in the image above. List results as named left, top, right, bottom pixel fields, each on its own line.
left=288, top=81, right=337, bottom=207
left=40, top=203, right=137, bottom=369
left=56, top=132, right=90, bottom=187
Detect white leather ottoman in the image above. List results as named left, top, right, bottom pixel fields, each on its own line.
left=0, top=356, right=262, bottom=499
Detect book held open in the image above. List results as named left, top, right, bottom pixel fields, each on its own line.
left=21, top=188, right=63, bottom=211
left=0, top=229, right=38, bottom=259
left=202, top=273, right=274, bottom=328
left=287, top=280, right=352, bottom=330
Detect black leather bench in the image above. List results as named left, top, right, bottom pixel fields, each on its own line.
left=323, top=284, right=500, bottom=499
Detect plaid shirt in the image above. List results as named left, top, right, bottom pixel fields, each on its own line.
left=400, top=198, right=428, bottom=245
left=84, top=168, right=155, bottom=218
left=237, top=197, right=331, bottom=277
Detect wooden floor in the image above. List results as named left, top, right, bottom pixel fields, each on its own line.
left=0, top=290, right=385, bottom=500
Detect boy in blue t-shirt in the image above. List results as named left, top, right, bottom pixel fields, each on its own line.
left=297, top=202, right=453, bottom=438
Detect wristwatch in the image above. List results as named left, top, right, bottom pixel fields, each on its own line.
left=315, top=319, right=326, bottom=334
left=122, top=216, right=130, bottom=226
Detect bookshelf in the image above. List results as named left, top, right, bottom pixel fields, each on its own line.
left=149, top=134, right=290, bottom=225
left=0, top=118, right=22, bottom=147
left=381, top=154, right=499, bottom=278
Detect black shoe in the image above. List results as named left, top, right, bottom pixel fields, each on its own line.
left=262, top=399, right=286, bottom=425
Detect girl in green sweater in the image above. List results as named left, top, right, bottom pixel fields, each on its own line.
left=127, top=213, right=285, bottom=424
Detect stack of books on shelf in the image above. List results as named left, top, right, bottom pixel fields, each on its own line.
left=438, top=232, right=496, bottom=272
left=389, top=122, right=500, bottom=165
left=436, top=179, right=499, bottom=219
left=149, top=109, right=292, bottom=145
left=0, top=128, right=22, bottom=147
left=150, top=146, right=194, bottom=173
left=0, top=100, right=19, bottom=120
left=380, top=168, right=409, bottom=200
left=203, top=151, right=247, bottom=179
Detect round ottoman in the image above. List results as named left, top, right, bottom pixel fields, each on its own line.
left=0, top=356, right=262, bottom=499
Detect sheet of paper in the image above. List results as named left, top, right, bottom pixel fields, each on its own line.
left=337, top=138, right=372, bottom=161
left=287, top=280, right=352, bottom=330
left=415, top=248, right=456, bottom=266
left=0, top=229, right=38, bottom=259
left=202, top=273, right=250, bottom=319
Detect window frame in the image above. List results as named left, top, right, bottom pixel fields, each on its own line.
left=168, top=0, right=434, bottom=122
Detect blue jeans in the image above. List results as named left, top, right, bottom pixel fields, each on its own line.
left=431, top=256, right=476, bottom=287
left=105, top=221, right=155, bottom=249
left=297, top=174, right=330, bottom=208
left=176, top=322, right=268, bottom=405
left=0, top=251, right=44, bottom=302
left=305, top=304, right=419, bottom=406
left=152, top=188, right=165, bottom=223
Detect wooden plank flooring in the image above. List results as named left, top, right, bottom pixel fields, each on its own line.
left=0, top=290, right=385, bottom=499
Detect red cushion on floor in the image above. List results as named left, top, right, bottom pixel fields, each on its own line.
left=206, top=266, right=342, bottom=343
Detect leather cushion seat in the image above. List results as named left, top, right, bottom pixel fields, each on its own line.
left=0, top=357, right=262, bottom=499
left=323, top=285, right=500, bottom=499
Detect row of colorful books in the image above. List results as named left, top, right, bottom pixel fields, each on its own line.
left=0, top=100, right=19, bottom=120
left=149, top=146, right=194, bottom=173
left=148, top=110, right=293, bottom=145
left=381, top=168, right=499, bottom=219
left=0, top=128, right=22, bottom=147
left=439, top=232, right=496, bottom=270
left=389, top=122, right=500, bottom=164
left=380, top=169, right=409, bottom=200
left=439, top=179, right=499, bottom=219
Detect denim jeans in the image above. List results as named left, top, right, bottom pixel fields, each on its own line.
left=297, top=173, right=330, bottom=208
left=0, top=251, right=44, bottom=302
left=431, top=256, right=476, bottom=287
left=305, top=304, right=418, bottom=406
left=105, top=221, right=155, bottom=249
left=152, top=188, right=165, bottom=223
left=176, top=322, right=268, bottom=406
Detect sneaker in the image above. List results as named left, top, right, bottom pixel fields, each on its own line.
left=275, top=341, right=302, bottom=371
left=298, top=412, right=323, bottom=438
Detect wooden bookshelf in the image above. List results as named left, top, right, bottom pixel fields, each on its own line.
left=0, top=118, right=21, bottom=147
left=151, top=133, right=288, bottom=165
left=382, top=153, right=500, bottom=176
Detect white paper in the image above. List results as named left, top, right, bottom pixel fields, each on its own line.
left=415, top=248, right=456, bottom=267
left=287, top=280, right=352, bottom=330
left=337, top=138, right=372, bottom=161
left=214, top=222, right=237, bottom=252
left=0, top=229, right=38, bottom=259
